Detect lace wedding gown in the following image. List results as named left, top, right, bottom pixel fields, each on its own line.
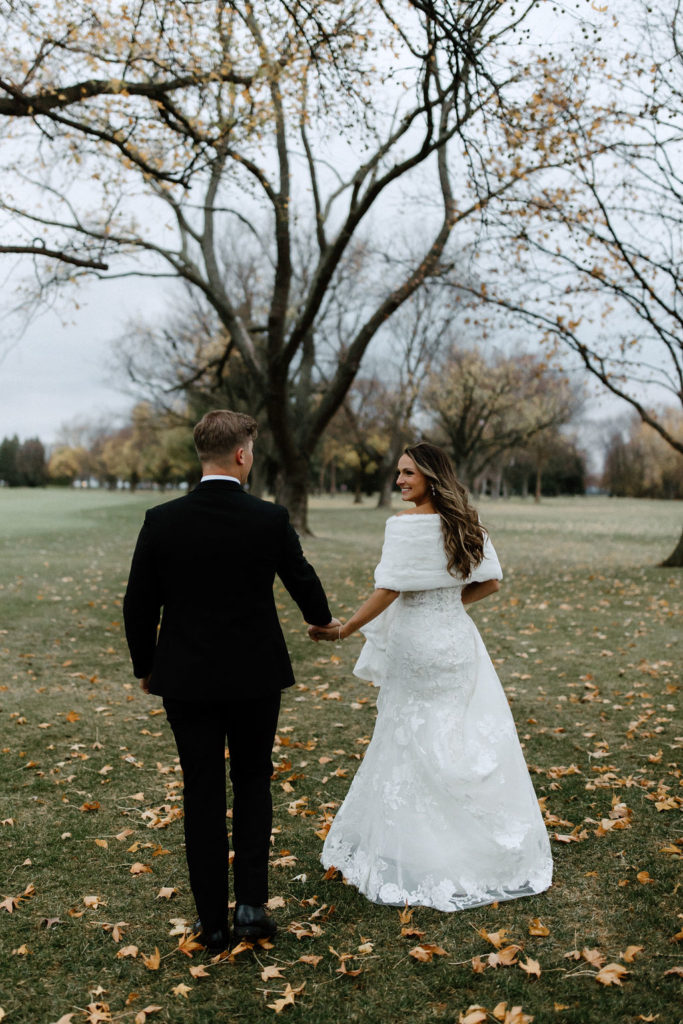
left=321, top=515, right=553, bottom=911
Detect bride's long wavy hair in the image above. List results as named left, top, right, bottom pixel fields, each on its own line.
left=403, top=442, right=484, bottom=578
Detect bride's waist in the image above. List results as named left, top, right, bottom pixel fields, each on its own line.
left=400, top=587, right=465, bottom=610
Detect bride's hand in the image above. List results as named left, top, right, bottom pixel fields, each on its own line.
left=308, top=618, right=342, bottom=642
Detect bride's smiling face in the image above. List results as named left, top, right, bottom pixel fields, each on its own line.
left=396, top=454, right=429, bottom=505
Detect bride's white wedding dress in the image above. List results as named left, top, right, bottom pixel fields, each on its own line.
left=321, top=514, right=553, bottom=911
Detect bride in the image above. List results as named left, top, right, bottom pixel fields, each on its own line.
left=309, top=442, right=552, bottom=912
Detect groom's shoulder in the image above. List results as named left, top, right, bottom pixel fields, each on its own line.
left=142, top=489, right=289, bottom=527
left=143, top=491, right=195, bottom=521
left=240, top=492, right=289, bottom=522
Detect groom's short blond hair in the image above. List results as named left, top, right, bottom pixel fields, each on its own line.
left=193, top=410, right=258, bottom=462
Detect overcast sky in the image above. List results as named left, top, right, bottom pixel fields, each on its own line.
left=0, top=272, right=169, bottom=446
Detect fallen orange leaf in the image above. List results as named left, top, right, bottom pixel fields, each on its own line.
left=502, top=1008, right=534, bottom=1024
left=133, top=1006, right=162, bottom=1024
left=459, top=1007, right=487, bottom=1024
left=595, top=962, right=630, bottom=986
left=171, top=984, right=192, bottom=998
left=267, top=982, right=305, bottom=1014
left=83, top=895, right=105, bottom=909
left=488, top=945, right=522, bottom=968
left=130, top=862, right=152, bottom=876
left=177, top=933, right=205, bottom=956
left=518, top=956, right=541, bottom=978
left=226, top=940, right=254, bottom=961
left=116, top=945, right=139, bottom=959
left=298, top=954, right=322, bottom=967
left=409, top=943, right=448, bottom=963
left=581, top=947, right=606, bottom=968
left=189, top=964, right=210, bottom=978
left=141, top=947, right=161, bottom=971
left=336, top=960, right=362, bottom=977
left=478, top=927, right=508, bottom=948
left=262, top=964, right=286, bottom=981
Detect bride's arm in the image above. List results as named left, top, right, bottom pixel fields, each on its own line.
left=309, top=587, right=399, bottom=641
left=461, top=579, right=500, bottom=605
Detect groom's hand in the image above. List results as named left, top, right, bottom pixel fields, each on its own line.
left=139, top=675, right=152, bottom=694
left=308, top=617, right=341, bottom=642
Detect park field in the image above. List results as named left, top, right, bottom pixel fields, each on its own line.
left=0, top=489, right=681, bottom=1024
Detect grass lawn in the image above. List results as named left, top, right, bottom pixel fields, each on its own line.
left=0, top=488, right=680, bottom=1024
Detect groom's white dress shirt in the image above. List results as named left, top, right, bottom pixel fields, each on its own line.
left=201, top=475, right=241, bottom=484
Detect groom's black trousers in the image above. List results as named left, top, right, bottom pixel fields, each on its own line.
left=163, top=693, right=281, bottom=933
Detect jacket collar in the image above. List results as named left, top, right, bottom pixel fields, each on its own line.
left=193, top=479, right=243, bottom=492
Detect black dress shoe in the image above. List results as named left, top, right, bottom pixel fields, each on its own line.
left=233, top=904, right=277, bottom=941
left=193, top=919, right=230, bottom=952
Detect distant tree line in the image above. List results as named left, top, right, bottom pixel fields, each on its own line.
left=47, top=404, right=198, bottom=490
left=0, top=435, right=47, bottom=486
left=4, top=394, right=677, bottom=506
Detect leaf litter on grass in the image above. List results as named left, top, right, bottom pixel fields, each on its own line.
left=0, top=493, right=681, bottom=1023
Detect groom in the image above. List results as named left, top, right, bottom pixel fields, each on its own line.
left=123, top=410, right=337, bottom=951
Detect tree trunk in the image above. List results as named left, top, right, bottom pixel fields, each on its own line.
left=534, top=466, right=542, bottom=503
left=276, top=460, right=311, bottom=535
left=376, top=434, right=404, bottom=508
left=354, top=470, right=363, bottom=504
left=376, top=472, right=394, bottom=508
left=329, top=458, right=336, bottom=496
left=660, top=526, right=683, bottom=567
left=248, top=456, right=265, bottom=498
left=376, top=451, right=398, bottom=507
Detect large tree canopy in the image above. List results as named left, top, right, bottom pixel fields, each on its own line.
left=1, top=0, right=602, bottom=528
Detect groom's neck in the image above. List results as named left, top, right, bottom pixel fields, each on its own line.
left=201, top=460, right=241, bottom=481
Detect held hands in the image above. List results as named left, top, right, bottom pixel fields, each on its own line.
left=308, top=617, right=342, bottom=642
left=308, top=588, right=396, bottom=643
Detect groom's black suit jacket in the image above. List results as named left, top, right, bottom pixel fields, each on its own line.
left=123, top=480, right=331, bottom=701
